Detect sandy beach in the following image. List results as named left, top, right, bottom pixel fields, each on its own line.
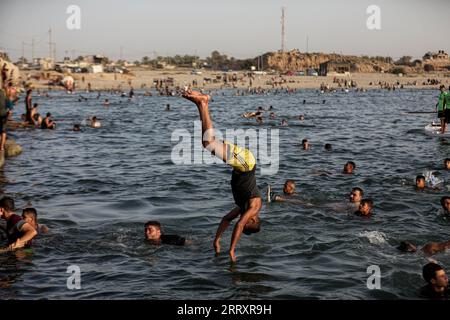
left=21, top=68, right=450, bottom=92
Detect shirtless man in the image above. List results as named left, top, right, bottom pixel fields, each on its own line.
left=182, top=90, right=262, bottom=262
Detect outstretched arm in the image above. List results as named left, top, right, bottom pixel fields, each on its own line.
left=12, top=222, right=37, bottom=249
left=422, top=240, right=450, bottom=256
left=214, top=207, right=241, bottom=255
left=229, top=197, right=262, bottom=262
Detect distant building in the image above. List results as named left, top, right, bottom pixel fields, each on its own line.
left=33, top=57, right=54, bottom=70
left=423, top=50, right=449, bottom=61
left=319, top=60, right=353, bottom=76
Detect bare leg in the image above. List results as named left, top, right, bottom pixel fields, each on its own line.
left=182, top=90, right=228, bottom=162
left=0, top=132, right=6, bottom=151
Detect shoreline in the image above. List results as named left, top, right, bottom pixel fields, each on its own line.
left=21, top=69, right=450, bottom=92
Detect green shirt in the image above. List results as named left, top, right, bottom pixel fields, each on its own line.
left=437, top=91, right=448, bottom=111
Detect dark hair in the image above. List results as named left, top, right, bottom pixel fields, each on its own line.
left=145, top=221, right=161, bottom=230
left=445, top=158, right=450, bottom=163
left=416, top=175, right=425, bottom=182
left=22, top=207, right=37, bottom=219
left=33, top=103, right=38, bottom=108
left=324, top=143, right=332, bottom=150
left=397, top=241, right=416, bottom=252
left=285, top=179, right=295, bottom=186
left=441, top=196, right=450, bottom=208
left=352, top=187, right=364, bottom=196
left=46, top=112, right=51, bottom=117
left=0, top=196, right=15, bottom=211
left=360, top=198, right=373, bottom=208
left=243, top=221, right=261, bottom=235
left=347, top=161, right=356, bottom=168
left=302, top=139, right=308, bottom=144
left=439, top=84, right=445, bottom=90
left=423, top=262, right=443, bottom=284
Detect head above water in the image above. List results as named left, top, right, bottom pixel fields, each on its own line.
left=22, top=207, right=38, bottom=227
left=349, top=187, right=364, bottom=203
left=302, top=139, right=310, bottom=150
left=324, top=143, right=332, bottom=151
left=145, top=220, right=162, bottom=241
left=445, top=158, right=450, bottom=170
left=416, top=175, right=426, bottom=189
left=441, top=196, right=450, bottom=213
left=283, top=180, right=296, bottom=195
left=343, top=161, right=356, bottom=174
left=397, top=241, right=417, bottom=253
left=0, top=196, right=15, bottom=219
left=243, top=216, right=261, bottom=235
left=358, top=198, right=373, bottom=216
left=423, top=262, right=448, bottom=288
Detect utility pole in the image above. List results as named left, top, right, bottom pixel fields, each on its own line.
left=31, top=37, right=35, bottom=61
left=53, top=42, right=56, bottom=62
left=281, top=7, right=286, bottom=53
left=306, top=35, right=309, bottom=53
left=21, top=42, right=25, bottom=60
left=48, top=28, right=53, bottom=59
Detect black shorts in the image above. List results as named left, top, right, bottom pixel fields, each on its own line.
left=446, top=109, right=450, bottom=123
left=231, top=168, right=262, bottom=211
left=438, top=111, right=445, bottom=119
left=0, top=116, right=7, bottom=134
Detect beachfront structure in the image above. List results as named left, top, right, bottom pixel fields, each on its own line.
left=319, top=60, right=354, bottom=76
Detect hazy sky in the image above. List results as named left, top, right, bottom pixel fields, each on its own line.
left=0, top=0, right=449, bottom=62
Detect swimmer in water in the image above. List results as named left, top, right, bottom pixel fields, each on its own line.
left=348, top=187, right=364, bottom=211
left=419, top=263, right=449, bottom=299
left=73, top=124, right=81, bottom=132
left=415, top=175, right=426, bottom=190
left=441, top=196, right=450, bottom=215
left=398, top=240, right=450, bottom=257
left=298, top=115, right=305, bottom=121
left=268, top=180, right=312, bottom=205
left=324, top=143, right=332, bottom=151
left=280, top=119, right=288, bottom=126
left=354, top=198, right=373, bottom=217
left=0, top=197, right=37, bottom=252
left=41, top=112, right=56, bottom=130
left=22, top=207, right=49, bottom=235
left=444, top=158, right=450, bottom=170
left=144, top=221, right=187, bottom=246
left=103, top=99, right=110, bottom=106
left=90, top=116, right=101, bottom=128
left=343, top=161, right=356, bottom=174
left=182, top=90, right=262, bottom=262
left=165, top=104, right=170, bottom=111
left=302, top=139, right=310, bottom=150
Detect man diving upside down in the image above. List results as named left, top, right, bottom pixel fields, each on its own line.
left=182, top=90, right=262, bottom=262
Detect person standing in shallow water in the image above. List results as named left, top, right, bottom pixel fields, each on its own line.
left=182, top=90, right=262, bottom=263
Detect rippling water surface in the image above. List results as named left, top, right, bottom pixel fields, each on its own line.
left=0, top=88, right=449, bottom=299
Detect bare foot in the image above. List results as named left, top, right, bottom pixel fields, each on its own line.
left=182, top=90, right=210, bottom=106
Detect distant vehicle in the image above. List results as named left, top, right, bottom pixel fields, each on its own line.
left=307, top=68, right=318, bottom=76
left=191, top=69, right=202, bottom=75
left=252, top=71, right=267, bottom=75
